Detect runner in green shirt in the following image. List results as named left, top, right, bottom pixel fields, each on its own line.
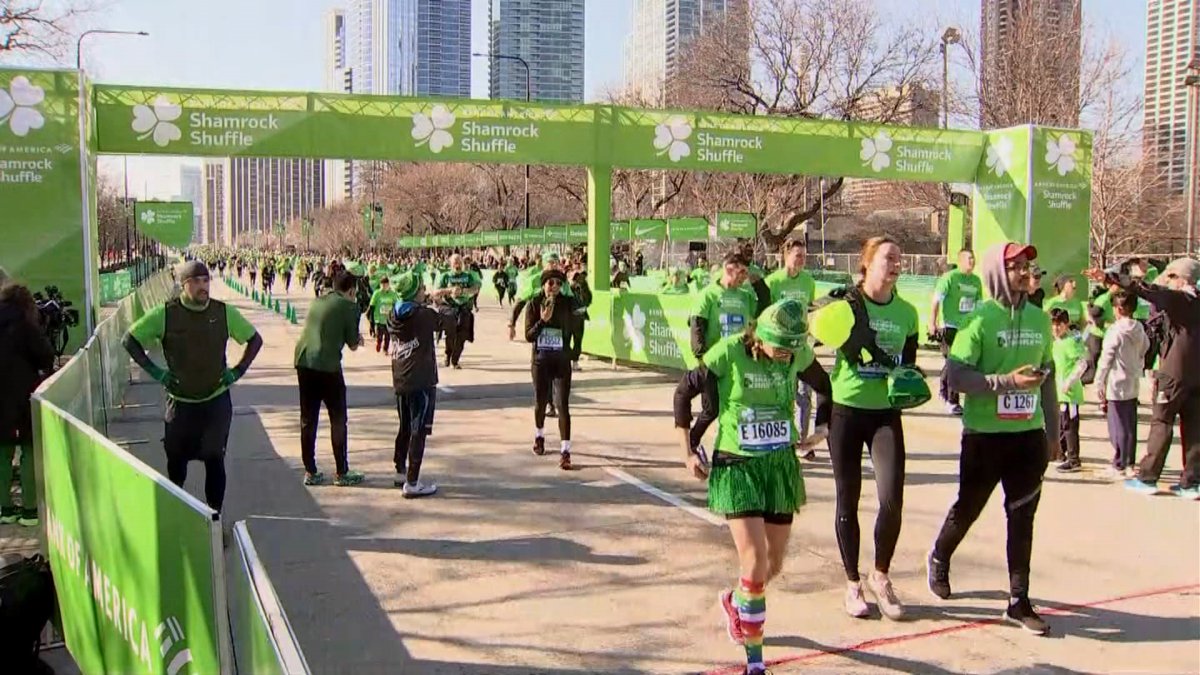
left=686, top=252, right=759, bottom=457
left=672, top=300, right=831, bottom=675
left=436, top=253, right=482, bottom=369
left=1043, top=274, right=1084, bottom=329
left=123, top=261, right=263, bottom=513
left=690, top=262, right=711, bottom=292
left=765, top=237, right=821, bottom=453
left=368, top=276, right=400, bottom=353
left=662, top=267, right=691, bottom=294
left=930, top=249, right=983, bottom=414
left=930, top=242, right=1058, bottom=636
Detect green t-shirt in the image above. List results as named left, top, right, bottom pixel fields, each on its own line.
left=690, top=267, right=710, bottom=290
left=294, top=293, right=361, bottom=373
left=1092, top=291, right=1115, bottom=324
left=505, top=264, right=519, bottom=288
left=934, top=270, right=983, bottom=328
left=691, top=282, right=758, bottom=349
left=1052, top=334, right=1085, bottom=405
left=438, top=269, right=482, bottom=307
left=703, top=335, right=815, bottom=458
left=949, top=299, right=1054, bottom=433
left=127, top=301, right=257, bottom=402
left=1043, top=294, right=1084, bottom=326
left=829, top=293, right=919, bottom=410
left=369, top=288, right=400, bottom=323
left=764, top=268, right=817, bottom=311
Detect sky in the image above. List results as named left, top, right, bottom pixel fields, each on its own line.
left=10, top=0, right=1148, bottom=199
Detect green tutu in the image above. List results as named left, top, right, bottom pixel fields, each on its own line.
left=707, top=449, right=806, bottom=515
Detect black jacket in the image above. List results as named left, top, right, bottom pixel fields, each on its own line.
left=1121, top=280, right=1200, bottom=387
left=525, top=291, right=577, bottom=363
left=0, top=302, right=55, bottom=437
left=386, top=301, right=452, bottom=394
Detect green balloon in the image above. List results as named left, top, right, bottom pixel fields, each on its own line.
left=809, top=300, right=854, bottom=349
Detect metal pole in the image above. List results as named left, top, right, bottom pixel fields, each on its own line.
left=1187, top=75, right=1198, bottom=257
left=523, top=58, right=531, bottom=230
left=76, top=29, right=149, bottom=71
left=123, top=156, right=132, bottom=265
left=941, top=43, right=950, bottom=129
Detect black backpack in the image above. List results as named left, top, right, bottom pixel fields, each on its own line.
left=0, top=554, right=56, bottom=668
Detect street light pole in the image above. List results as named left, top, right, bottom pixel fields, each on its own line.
left=1185, top=56, right=1200, bottom=257
left=474, top=52, right=532, bottom=229
left=76, top=29, right=150, bottom=70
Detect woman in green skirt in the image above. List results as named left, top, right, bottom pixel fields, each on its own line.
left=673, top=299, right=831, bottom=675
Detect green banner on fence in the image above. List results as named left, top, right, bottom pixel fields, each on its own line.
left=521, top=227, right=545, bottom=245
left=611, top=221, right=631, bottom=241
left=567, top=223, right=588, bottom=243
left=716, top=212, right=757, bottom=239
left=545, top=225, right=567, bottom=243
left=498, top=229, right=522, bottom=245
left=37, top=394, right=224, bottom=675
left=667, top=217, right=709, bottom=241
left=631, top=219, right=667, bottom=242
left=1030, top=127, right=1092, bottom=297
left=134, top=201, right=194, bottom=248
left=581, top=290, right=698, bottom=369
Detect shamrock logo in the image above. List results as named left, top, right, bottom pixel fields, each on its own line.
left=1045, top=134, right=1077, bottom=176
left=141, top=209, right=157, bottom=224
left=0, top=76, right=46, bottom=137
left=622, top=304, right=647, bottom=353
left=132, top=97, right=182, bottom=147
left=985, top=135, right=1014, bottom=177
left=653, top=115, right=692, bottom=162
left=739, top=407, right=756, bottom=423
left=412, top=104, right=455, bottom=153
left=860, top=131, right=892, bottom=172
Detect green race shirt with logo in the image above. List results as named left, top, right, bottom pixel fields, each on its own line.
left=438, top=269, right=481, bottom=307
left=1052, top=334, right=1085, bottom=405
left=949, top=299, right=1054, bottom=433
left=934, top=270, right=983, bottom=328
left=764, top=268, right=817, bottom=311
left=369, top=288, right=400, bottom=324
left=692, top=282, right=759, bottom=349
left=703, top=335, right=815, bottom=457
left=829, top=293, right=919, bottom=410
left=1043, top=295, right=1084, bottom=325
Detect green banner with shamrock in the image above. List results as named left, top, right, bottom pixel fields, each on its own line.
left=1030, top=127, right=1092, bottom=296
left=0, top=69, right=95, bottom=352
left=581, top=290, right=698, bottom=369
left=716, top=212, right=757, bottom=239
left=134, top=201, right=194, bottom=248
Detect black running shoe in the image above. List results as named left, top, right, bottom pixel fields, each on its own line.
left=1004, top=596, right=1050, bottom=635
left=533, top=437, right=546, bottom=455
left=926, top=550, right=951, bottom=600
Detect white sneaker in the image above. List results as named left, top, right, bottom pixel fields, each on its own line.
left=867, top=572, right=906, bottom=620
left=800, top=424, right=829, bottom=450
left=402, top=481, right=438, bottom=498
left=845, top=582, right=870, bottom=618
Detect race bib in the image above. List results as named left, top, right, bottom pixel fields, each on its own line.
left=537, top=327, right=564, bottom=351
left=737, top=419, right=792, bottom=452
left=958, top=297, right=976, bottom=314
left=719, top=312, right=746, bottom=338
left=997, top=392, right=1039, bottom=420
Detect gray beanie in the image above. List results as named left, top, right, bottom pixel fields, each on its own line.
left=177, top=260, right=210, bottom=282
left=1159, top=257, right=1200, bottom=286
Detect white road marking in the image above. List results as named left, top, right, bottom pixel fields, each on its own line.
left=247, top=515, right=339, bottom=525
left=603, top=467, right=725, bottom=527
left=437, top=384, right=456, bottom=395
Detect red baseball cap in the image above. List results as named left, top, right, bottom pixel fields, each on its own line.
left=1003, top=243, right=1038, bottom=261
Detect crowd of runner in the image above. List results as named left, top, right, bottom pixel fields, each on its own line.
left=127, top=238, right=1200, bottom=675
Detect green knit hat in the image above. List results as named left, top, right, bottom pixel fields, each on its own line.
left=393, top=272, right=422, bottom=301
left=755, top=299, right=808, bottom=350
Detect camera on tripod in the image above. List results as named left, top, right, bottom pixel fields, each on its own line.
left=33, top=285, right=80, bottom=357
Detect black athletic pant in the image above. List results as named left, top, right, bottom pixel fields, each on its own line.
left=1106, top=398, right=1138, bottom=470
left=164, top=391, right=233, bottom=512
left=569, top=317, right=586, bottom=363
left=297, top=367, right=349, bottom=476
left=284, top=272, right=292, bottom=291
left=933, top=429, right=1047, bottom=598
left=441, top=306, right=474, bottom=366
left=1057, top=404, right=1080, bottom=463
left=375, top=322, right=390, bottom=353
left=828, top=404, right=906, bottom=581
left=395, top=387, right=435, bottom=484
left=1139, top=376, right=1200, bottom=487
left=533, top=357, right=572, bottom=440
left=939, top=327, right=959, bottom=406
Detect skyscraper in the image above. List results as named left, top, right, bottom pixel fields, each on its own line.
left=623, top=0, right=746, bottom=103
left=351, top=0, right=471, bottom=96
left=177, top=165, right=203, bottom=244
left=326, top=8, right=353, bottom=205
left=489, top=0, right=585, bottom=103
left=202, top=159, right=229, bottom=245
left=213, top=158, right=325, bottom=246
left=980, top=0, right=1082, bottom=128
left=1144, top=0, right=1198, bottom=194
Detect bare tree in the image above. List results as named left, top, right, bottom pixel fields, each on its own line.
left=670, top=0, right=942, bottom=246
left=0, top=1, right=94, bottom=61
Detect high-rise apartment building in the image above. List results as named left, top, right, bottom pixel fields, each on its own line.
left=1144, top=0, right=1199, bottom=193
left=980, top=0, right=1082, bottom=128
left=351, top=0, right=471, bottom=96
left=624, top=0, right=746, bottom=103
left=488, top=0, right=585, bottom=103
left=177, top=165, right=203, bottom=244
left=325, top=9, right=354, bottom=205
left=201, top=160, right=228, bottom=245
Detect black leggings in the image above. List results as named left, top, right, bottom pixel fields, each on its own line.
left=533, top=358, right=572, bottom=440
left=933, top=429, right=1047, bottom=597
left=828, top=404, right=905, bottom=582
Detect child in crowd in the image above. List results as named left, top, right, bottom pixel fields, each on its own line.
left=1094, top=291, right=1149, bottom=480
left=1080, top=304, right=1106, bottom=386
left=1051, top=308, right=1087, bottom=472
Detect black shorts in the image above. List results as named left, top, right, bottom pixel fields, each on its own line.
left=724, top=511, right=794, bottom=525
left=164, top=391, right=233, bottom=462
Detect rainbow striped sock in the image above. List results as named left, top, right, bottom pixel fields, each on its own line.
left=735, top=577, right=766, bottom=670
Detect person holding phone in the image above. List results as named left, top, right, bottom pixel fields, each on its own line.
left=927, top=242, right=1059, bottom=636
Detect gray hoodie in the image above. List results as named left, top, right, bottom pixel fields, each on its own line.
left=946, top=243, right=1060, bottom=443
left=1094, top=317, right=1149, bottom=402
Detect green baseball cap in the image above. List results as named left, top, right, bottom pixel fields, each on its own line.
left=755, top=299, right=808, bottom=350
left=887, top=365, right=932, bottom=410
